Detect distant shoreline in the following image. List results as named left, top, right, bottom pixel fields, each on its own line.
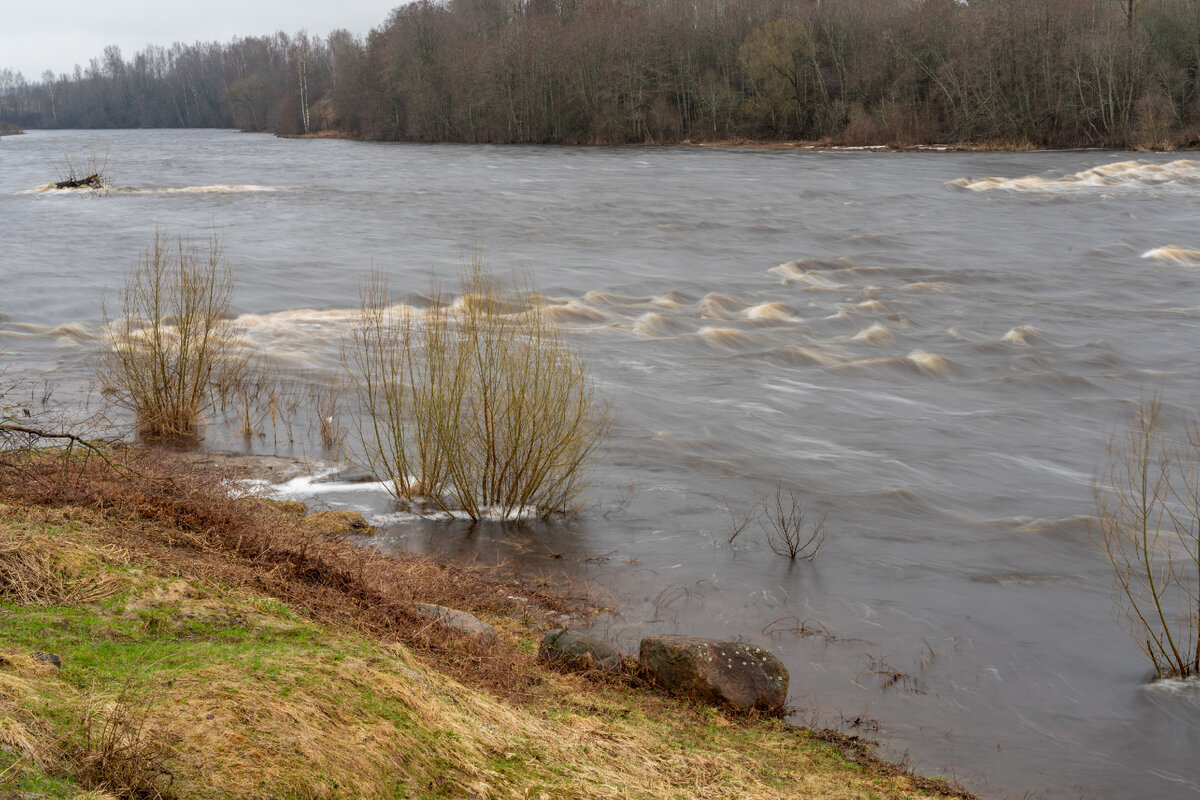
left=276, top=129, right=1177, bottom=153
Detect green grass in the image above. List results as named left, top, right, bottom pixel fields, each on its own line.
left=0, top=501, right=970, bottom=800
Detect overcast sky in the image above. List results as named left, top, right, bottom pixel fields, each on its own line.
left=0, top=1, right=394, bottom=79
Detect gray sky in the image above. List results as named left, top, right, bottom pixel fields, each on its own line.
left=0, top=1, right=394, bottom=80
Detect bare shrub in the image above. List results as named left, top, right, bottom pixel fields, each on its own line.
left=55, top=145, right=112, bottom=193
left=98, top=233, right=248, bottom=443
left=306, top=375, right=344, bottom=451
left=761, top=483, right=826, bottom=560
left=72, top=678, right=175, bottom=799
left=348, top=256, right=609, bottom=520
left=1096, top=394, right=1200, bottom=679
left=223, top=363, right=305, bottom=445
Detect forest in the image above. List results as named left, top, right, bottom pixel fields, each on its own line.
left=1, top=0, right=1198, bottom=148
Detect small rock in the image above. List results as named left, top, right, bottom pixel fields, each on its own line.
left=638, top=635, right=788, bottom=713
left=539, top=629, right=623, bottom=672
left=414, top=604, right=498, bottom=645
left=33, top=651, right=62, bottom=669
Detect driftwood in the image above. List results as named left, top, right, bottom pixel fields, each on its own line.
left=55, top=173, right=103, bottom=190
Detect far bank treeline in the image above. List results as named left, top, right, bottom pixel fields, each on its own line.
left=1, top=0, right=1199, bottom=148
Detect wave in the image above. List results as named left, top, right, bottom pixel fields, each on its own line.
left=761, top=345, right=841, bottom=367
left=768, top=260, right=847, bottom=288
left=698, top=292, right=744, bottom=320
left=632, top=312, right=691, bottom=338
left=651, top=291, right=689, bottom=309
left=1001, top=325, right=1044, bottom=345
left=900, top=281, right=951, bottom=293
left=948, top=159, right=1200, bottom=194
left=851, top=323, right=893, bottom=345
left=1142, top=245, right=1200, bottom=266
left=582, top=290, right=637, bottom=305
left=744, top=302, right=798, bottom=322
left=0, top=321, right=99, bottom=343
left=118, top=184, right=282, bottom=195
left=696, top=325, right=758, bottom=350
left=543, top=301, right=613, bottom=324
left=845, top=350, right=953, bottom=377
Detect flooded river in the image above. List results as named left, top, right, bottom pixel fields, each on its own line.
left=4, top=129, right=1200, bottom=798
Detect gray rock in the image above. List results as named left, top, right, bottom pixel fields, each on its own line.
left=638, top=635, right=788, bottom=712
left=33, top=651, right=62, bottom=669
left=538, top=629, right=623, bottom=671
left=414, top=604, right=498, bottom=645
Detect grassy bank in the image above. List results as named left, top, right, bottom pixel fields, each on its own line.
left=0, top=448, right=972, bottom=799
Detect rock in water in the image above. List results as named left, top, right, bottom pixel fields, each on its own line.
left=413, top=604, right=498, bottom=645
left=639, top=635, right=788, bottom=712
left=539, top=629, right=623, bottom=671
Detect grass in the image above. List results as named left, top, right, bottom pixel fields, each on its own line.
left=0, top=448, right=972, bottom=799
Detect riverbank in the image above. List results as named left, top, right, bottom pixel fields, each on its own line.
left=270, top=128, right=1195, bottom=153
left=0, top=446, right=973, bottom=799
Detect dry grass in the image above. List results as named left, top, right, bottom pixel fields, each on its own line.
left=0, top=518, right=126, bottom=605
left=73, top=678, right=177, bottom=799
left=98, top=232, right=248, bottom=443
left=0, top=447, right=970, bottom=799
left=0, top=447, right=560, bottom=700
left=348, top=256, right=610, bottom=520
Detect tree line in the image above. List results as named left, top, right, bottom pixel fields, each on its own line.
left=2, top=0, right=1199, bottom=148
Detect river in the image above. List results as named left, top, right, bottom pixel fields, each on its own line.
left=3, top=129, right=1200, bottom=799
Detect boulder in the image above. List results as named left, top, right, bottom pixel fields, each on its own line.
left=32, top=651, right=62, bottom=669
left=638, top=635, right=788, bottom=712
left=538, top=629, right=623, bottom=672
left=414, top=604, right=498, bottom=645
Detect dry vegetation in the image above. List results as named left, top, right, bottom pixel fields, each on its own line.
left=0, top=443, right=970, bottom=799
left=349, top=258, right=609, bottom=521
left=1096, top=395, right=1200, bottom=680
left=727, top=484, right=827, bottom=560
left=98, top=233, right=248, bottom=443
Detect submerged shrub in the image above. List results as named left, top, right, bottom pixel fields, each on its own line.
left=348, top=256, right=609, bottom=520
left=1095, top=394, right=1200, bottom=680
left=98, top=233, right=247, bottom=443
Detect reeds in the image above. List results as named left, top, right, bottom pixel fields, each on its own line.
left=98, top=233, right=247, bottom=443
left=348, top=256, right=609, bottom=520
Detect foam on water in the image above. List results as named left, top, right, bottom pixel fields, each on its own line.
left=632, top=312, right=690, bottom=338
left=698, top=292, right=744, bottom=320
left=949, top=159, right=1200, bottom=194
left=1142, top=245, right=1200, bottom=266
left=696, top=325, right=758, bottom=350
left=852, top=322, right=893, bottom=345
left=24, top=183, right=282, bottom=195
left=744, top=301, right=798, bottom=322
left=1002, top=325, right=1044, bottom=345
left=543, top=300, right=613, bottom=324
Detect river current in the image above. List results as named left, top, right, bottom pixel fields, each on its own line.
left=4, top=129, right=1200, bottom=798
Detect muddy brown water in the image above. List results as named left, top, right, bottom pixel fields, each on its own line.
left=4, top=129, right=1200, bottom=798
